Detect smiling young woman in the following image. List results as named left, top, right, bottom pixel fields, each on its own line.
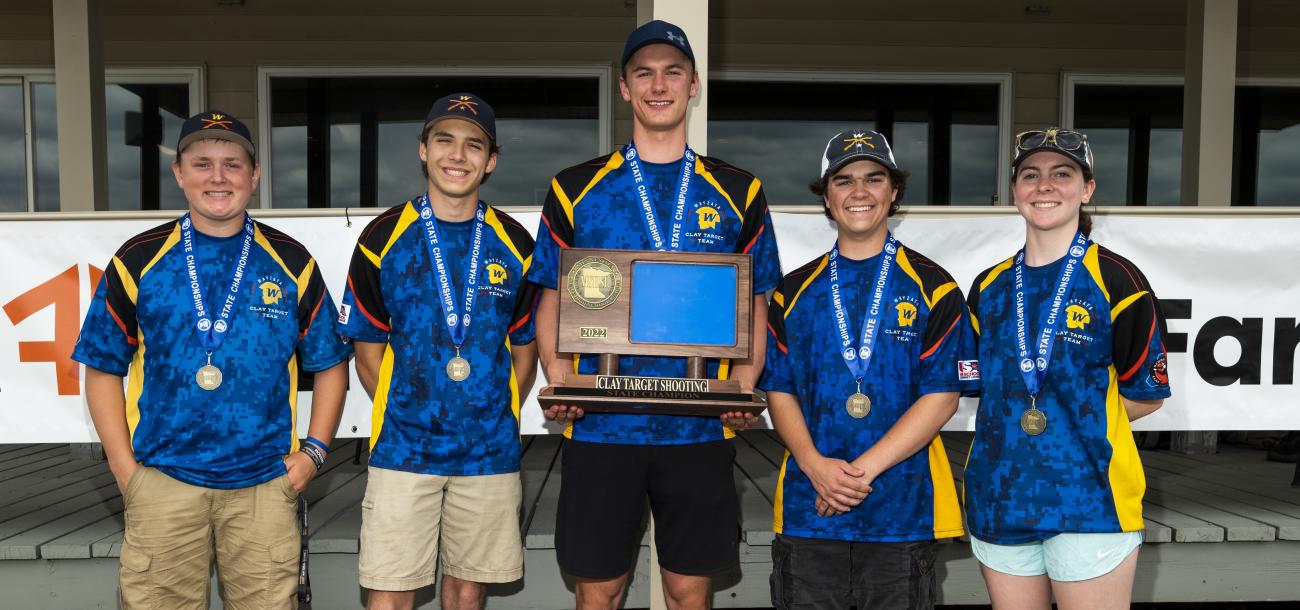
left=963, top=128, right=1173, bottom=610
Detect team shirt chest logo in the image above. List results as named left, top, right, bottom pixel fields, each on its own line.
left=885, top=295, right=921, bottom=342
left=248, top=275, right=291, bottom=320
left=480, top=258, right=514, bottom=299
left=1058, top=298, right=1097, bottom=345
left=685, top=200, right=727, bottom=245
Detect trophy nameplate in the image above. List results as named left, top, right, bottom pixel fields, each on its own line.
left=537, top=248, right=766, bottom=417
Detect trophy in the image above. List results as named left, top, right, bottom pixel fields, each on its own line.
left=536, top=248, right=767, bottom=417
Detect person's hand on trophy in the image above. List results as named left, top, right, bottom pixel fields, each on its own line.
left=541, top=357, right=585, bottom=425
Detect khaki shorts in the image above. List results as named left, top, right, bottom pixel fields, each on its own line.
left=358, top=467, right=523, bottom=590
left=118, top=467, right=300, bottom=610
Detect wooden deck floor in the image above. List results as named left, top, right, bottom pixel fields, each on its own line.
left=1, top=433, right=1299, bottom=608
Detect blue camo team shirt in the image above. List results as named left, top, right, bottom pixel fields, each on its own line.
left=965, top=243, right=1172, bottom=544
left=527, top=150, right=782, bottom=445
left=759, top=246, right=977, bottom=542
left=340, top=201, right=538, bottom=476
left=72, top=217, right=353, bottom=489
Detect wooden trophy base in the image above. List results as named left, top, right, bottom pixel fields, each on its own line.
left=537, top=375, right=767, bottom=417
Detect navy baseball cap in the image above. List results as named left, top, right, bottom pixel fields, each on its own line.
left=424, top=92, right=497, bottom=144
left=820, top=129, right=899, bottom=178
left=177, top=111, right=255, bottom=158
left=622, top=19, right=695, bottom=68
left=1012, top=128, right=1094, bottom=177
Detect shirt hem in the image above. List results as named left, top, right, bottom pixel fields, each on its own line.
left=367, top=461, right=520, bottom=477
left=152, top=464, right=285, bottom=490
left=778, top=526, right=964, bottom=543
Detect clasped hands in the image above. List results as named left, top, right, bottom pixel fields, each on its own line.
left=804, top=454, right=875, bottom=517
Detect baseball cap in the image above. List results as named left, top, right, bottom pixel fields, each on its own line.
left=423, top=92, right=497, bottom=144
left=1012, top=128, right=1094, bottom=176
left=820, top=129, right=899, bottom=179
left=177, top=111, right=255, bottom=158
left=622, top=19, right=695, bottom=68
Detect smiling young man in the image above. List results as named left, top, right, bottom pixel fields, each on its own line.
left=338, top=93, right=539, bottom=610
left=757, top=130, right=977, bottom=609
left=526, top=20, right=782, bottom=610
left=72, top=111, right=352, bottom=610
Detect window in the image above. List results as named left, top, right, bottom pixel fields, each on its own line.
left=0, top=80, right=24, bottom=212
left=261, top=68, right=608, bottom=208
left=1068, top=80, right=1183, bottom=206
left=1068, top=77, right=1300, bottom=206
left=707, top=75, right=1006, bottom=206
left=0, top=69, right=199, bottom=213
left=1234, top=85, right=1300, bottom=206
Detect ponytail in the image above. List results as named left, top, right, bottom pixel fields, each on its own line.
left=1078, top=208, right=1093, bottom=238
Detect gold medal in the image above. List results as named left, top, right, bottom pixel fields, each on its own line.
left=846, top=393, right=870, bottom=418
left=196, top=363, right=222, bottom=391
left=1020, top=395, right=1047, bottom=435
left=446, top=349, right=471, bottom=382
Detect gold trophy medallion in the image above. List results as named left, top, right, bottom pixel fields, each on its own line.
left=567, top=256, right=622, bottom=310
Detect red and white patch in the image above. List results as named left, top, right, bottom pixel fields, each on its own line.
left=957, top=360, right=981, bottom=381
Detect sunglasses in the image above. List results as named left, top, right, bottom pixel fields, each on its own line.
left=1015, top=129, right=1087, bottom=152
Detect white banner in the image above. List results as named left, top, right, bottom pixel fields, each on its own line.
left=1, top=211, right=1297, bottom=442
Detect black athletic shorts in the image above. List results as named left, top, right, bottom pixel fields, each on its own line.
left=555, top=439, right=739, bottom=579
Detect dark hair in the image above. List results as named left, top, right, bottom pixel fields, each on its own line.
left=1012, top=163, right=1095, bottom=237
left=418, top=123, right=501, bottom=184
left=809, top=167, right=910, bottom=219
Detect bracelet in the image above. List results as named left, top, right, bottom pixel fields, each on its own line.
left=303, top=436, right=330, bottom=455
left=299, top=444, right=326, bottom=471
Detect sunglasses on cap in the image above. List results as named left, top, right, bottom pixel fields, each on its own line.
left=1015, top=129, right=1088, bottom=152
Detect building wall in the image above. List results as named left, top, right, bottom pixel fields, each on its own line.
left=2, top=0, right=1298, bottom=205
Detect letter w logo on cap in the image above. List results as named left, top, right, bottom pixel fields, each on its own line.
left=200, top=115, right=233, bottom=130
left=447, top=96, right=479, bottom=115
left=843, top=133, right=875, bottom=150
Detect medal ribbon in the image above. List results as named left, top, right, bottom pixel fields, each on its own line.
left=1012, top=230, right=1090, bottom=399
left=622, top=142, right=696, bottom=251
left=179, top=213, right=255, bottom=354
left=828, top=234, right=899, bottom=384
left=415, top=195, right=486, bottom=349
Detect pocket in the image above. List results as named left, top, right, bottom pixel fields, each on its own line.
left=269, top=535, right=299, bottom=564
left=908, top=540, right=939, bottom=608
left=276, top=474, right=299, bottom=502
left=769, top=536, right=793, bottom=609
left=123, top=466, right=148, bottom=505
left=120, top=543, right=152, bottom=573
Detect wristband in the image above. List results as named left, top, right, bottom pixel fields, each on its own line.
left=303, top=436, right=330, bottom=455
left=299, top=445, right=325, bottom=471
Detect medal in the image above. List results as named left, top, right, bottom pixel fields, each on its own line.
left=1020, top=408, right=1047, bottom=435
left=828, top=235, right=898, bottom=419
left=196, top=355, right=223, bottom=391
left=415, top=195, right=486, bottom=384
left=622, top=142, right=696, bottom=252
left=1011, top=231, right=1089, bottom=436
left=179, top=213, right=254, bottom=391
left=846, top=392, right=871, bottom=419
left=446, top=349, right=470, bottom=382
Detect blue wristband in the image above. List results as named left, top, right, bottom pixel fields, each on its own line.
left=303, top=436, right=330, bottom=454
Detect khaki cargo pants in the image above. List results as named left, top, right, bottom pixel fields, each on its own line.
left=118, top=467, right=300, bottom=610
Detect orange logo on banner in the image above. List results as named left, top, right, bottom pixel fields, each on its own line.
left=3, top=264, right=102, bottom=396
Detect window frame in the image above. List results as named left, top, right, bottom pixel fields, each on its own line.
left=709, top=69, right=1014, bottom=207
left=1063, top=72, right=1300, bottom=206
left=255, top=64, right=613, bottom=209
left=0, top=66, right=203, bottom=213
